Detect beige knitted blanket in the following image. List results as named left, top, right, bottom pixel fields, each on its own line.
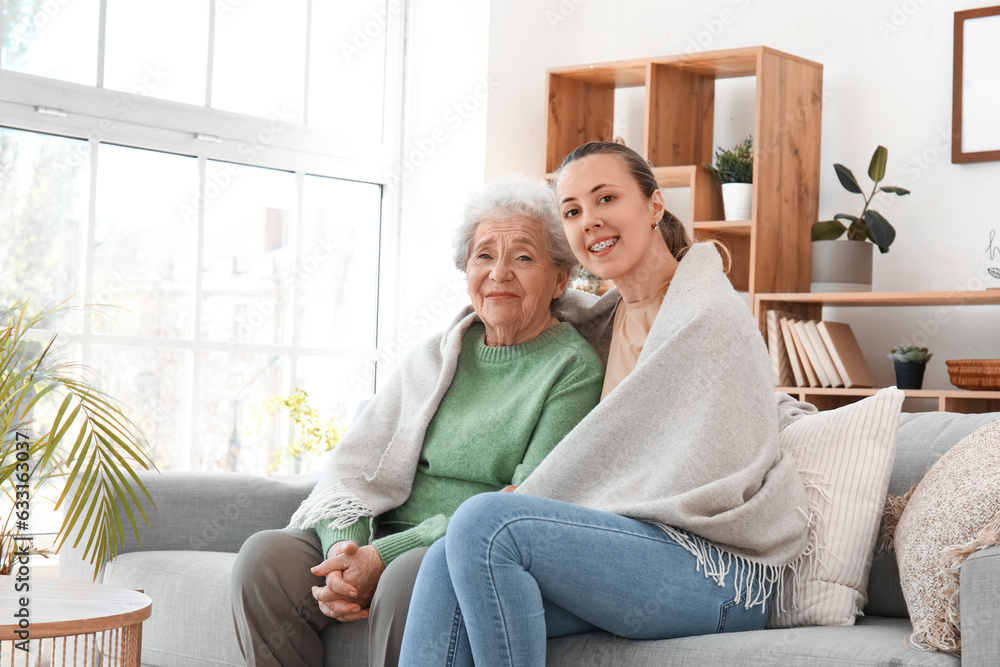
left=522, top=243, right=810, bottom=582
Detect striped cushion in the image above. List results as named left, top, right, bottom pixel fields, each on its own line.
left=769, top=387, right=905, bottom=627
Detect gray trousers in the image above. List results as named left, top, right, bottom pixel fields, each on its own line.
left=231, top=528, right=427, bottom=667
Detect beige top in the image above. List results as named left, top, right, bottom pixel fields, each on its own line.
left=601, top=280, right=671, bottom=399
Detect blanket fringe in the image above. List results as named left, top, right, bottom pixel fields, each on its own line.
left=653, top=523, right=783, bottom=612
left=790, top=468, right=834, bottom=597
left=906, top=508, right=1000, bottom=656
left=287, top=484, right=375, bottom=540
left=764, top=465, right=833, bottom=623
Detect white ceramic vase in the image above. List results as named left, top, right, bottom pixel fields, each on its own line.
left=810, top=240, right=873, bottom=292
left=721, top=182, right=752, bottom=221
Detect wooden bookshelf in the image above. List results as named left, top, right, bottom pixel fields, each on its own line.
left=755, top=290, right=1000, bottom=335
left=758, top=290, right=1000, bottom=413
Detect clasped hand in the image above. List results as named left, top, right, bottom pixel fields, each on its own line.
left=311, top=541, right=385, bottom=622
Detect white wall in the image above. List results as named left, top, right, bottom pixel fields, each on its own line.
left=483, top=0, right=1000, bottom=398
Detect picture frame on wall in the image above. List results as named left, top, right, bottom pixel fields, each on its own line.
left=953, top=5, right=1000, bottom=163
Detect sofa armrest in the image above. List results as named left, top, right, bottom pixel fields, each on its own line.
left=59, top=470, right=317, bottom=581
left=959, top=544, right=1000, bottom=666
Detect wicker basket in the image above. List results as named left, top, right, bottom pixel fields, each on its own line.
left=946, top=359, right=1000, bottom=390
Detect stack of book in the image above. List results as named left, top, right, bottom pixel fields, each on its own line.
left=765, top=311, right=877, bottom=389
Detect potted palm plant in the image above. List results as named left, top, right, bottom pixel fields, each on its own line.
left=708, top=136, right=753, bottom=221
left=1, top=299, right=156, bottom=579
left=811, top=145, right=910, bottom=292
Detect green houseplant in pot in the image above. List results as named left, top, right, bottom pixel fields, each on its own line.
left=708, top=136, right=753, bottom=221
left=888, top=344, right=932, bottom=390
left=810, top=145, right=910, bottom=292
left=1, top=299, right=156, bottom=578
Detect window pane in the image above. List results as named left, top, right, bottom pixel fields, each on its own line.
left=87, top=344, right=191, bottom=471
left=201, top=161, right=296, bottom=346
left=298, top=176, right=380, bottom=350
left=212, top=0, right=306, bottom=122
left=0, top=128, right=89, bottom=328
left=1, top=0, right=99, bottom=84
left=196, top=350, right=288, bottom=473
left=104, top=0, right=209, bottom=106
left=93, top=145, right=198, bottom=337
left=276, top=355, right=374, bottom=474
left=295, top=355, right=374, bottom=427
left=308, top=0, right=388, bottom=141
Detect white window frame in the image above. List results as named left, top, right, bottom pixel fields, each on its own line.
left=0, top=0, right=408, bottom=471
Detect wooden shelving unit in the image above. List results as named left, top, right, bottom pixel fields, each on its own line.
left=756, top=290, right=1000, bottom=413
left=544, top=46, right=824, bottom=298
left=544, top=47, right=997, bottom=414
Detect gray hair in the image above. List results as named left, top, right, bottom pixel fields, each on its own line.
left=452, top=175, right=578, bottom=276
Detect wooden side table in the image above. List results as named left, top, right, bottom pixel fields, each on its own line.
left=1, top=576, right=151, bottom=666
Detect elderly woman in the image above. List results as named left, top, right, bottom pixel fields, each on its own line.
left=230, top=176, right=604, bottom=667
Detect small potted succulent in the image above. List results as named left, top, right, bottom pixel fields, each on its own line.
left=810, top=145, right=910, bottom=292
left=707, top=136, right=753, bottom=221
left=888, top=344, right=932, bottom=390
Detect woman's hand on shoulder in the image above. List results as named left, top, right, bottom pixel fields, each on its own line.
left=501, top=485, right=517, bottom=492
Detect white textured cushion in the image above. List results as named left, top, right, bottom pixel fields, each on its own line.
left=769, top=388, right=904, bottom=627
left=895, top=416, right=1000, bottom=655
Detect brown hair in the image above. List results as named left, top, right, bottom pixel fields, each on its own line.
left=557, top=141, right=692, bottom=261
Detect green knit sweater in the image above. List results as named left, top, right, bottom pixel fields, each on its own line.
left=315, top=321, right=603, bottom=564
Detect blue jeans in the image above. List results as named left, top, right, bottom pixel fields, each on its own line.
left=399, top=493, right=769, bottom=667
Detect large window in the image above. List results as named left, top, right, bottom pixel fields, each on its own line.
left=0, top=0, right=401, bottom=474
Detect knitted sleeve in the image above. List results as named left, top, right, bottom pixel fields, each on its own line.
left=372, top=514, right=449, bottom=565
left=512, top=350, right=604, bottom=485
left=315, top=517, right=372, bottom=560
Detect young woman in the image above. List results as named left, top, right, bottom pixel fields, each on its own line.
left=398, top=142, right=811, bottom=666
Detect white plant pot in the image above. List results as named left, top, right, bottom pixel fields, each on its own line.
left=721, top=183, right=752, bottom=221
left=810, top=240, right=873, bottom=292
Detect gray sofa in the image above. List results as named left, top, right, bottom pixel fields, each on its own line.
left=60, top=410, right=1000, bottom=666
